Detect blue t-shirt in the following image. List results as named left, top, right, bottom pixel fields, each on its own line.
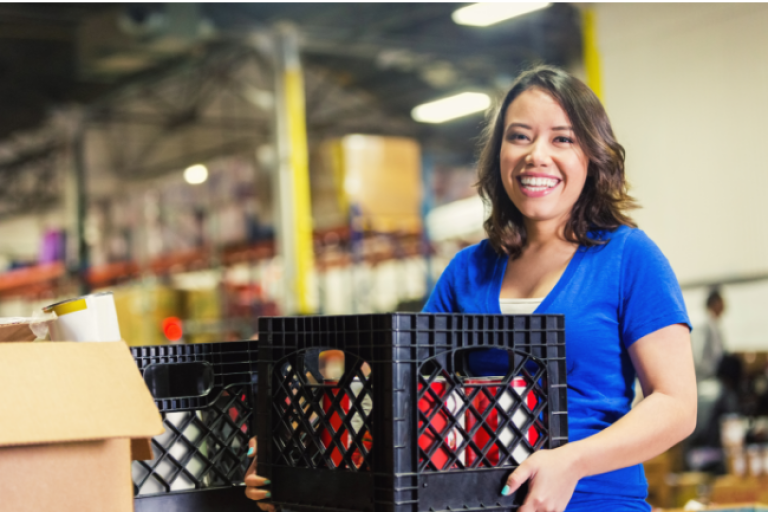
left=423, top=225, right=690, bottom=499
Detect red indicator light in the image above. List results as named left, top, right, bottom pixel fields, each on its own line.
left=162, top=317, right=183, bottom=342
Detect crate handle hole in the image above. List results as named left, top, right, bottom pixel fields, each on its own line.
left=143, top=362, right=214, bottom=399
left=301, top=350, right=371, bottom=384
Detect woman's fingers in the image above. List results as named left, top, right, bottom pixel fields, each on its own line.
left=245, top=437, right=258, bottom=478
left=504, top=449, right=578, bottom=512
left=502, top=462, right=532, bottom=496
left=244, top=436, right=273, bottom=504
left=244, top=473, right=271, bottom=487
left=245, top=487, right=272, bottom=501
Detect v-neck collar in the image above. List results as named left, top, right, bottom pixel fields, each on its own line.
left=488, top=245, right=587, bottom=314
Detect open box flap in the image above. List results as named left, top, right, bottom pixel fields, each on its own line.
left=130, top=438, right=154, bottom=461
left=0, top=342, right=164, bottom=448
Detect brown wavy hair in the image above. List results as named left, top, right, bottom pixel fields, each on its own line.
left=477, top=65, right=637, bottom=258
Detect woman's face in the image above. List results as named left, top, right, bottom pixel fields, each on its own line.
left=500, top=87, right=589, bottom=227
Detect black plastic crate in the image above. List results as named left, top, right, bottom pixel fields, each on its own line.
left=257, top=313, right=567, bottom=512
left=130, top=341, right=259, bottom=512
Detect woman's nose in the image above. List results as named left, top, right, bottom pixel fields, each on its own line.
left=525, top=139, right=551, bottom=166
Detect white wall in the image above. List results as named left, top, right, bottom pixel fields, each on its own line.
left=595, top=3, right=768, bottom=286
left=595, top=4, right=768, bottom=351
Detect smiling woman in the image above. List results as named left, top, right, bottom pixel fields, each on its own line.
left=477, top=66, right=636, bottom=261
left=422, top=66, right=697, bottom=512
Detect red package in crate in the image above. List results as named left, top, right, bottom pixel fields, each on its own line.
left=320, top=378, right=373, bottom=468
left=464, top=376, right=539, bottom=466
left=417, top=377, right=466, bottom=470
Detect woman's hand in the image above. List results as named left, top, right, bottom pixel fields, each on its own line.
left=502, top=446, right=582, bottom=512
left=244, top=437, right=275, bottom=511
left=499, top=324, right=695, bottom=512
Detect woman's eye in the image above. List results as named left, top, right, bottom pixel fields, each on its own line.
left=509, top=133, right=528, bottom=141
left=554, top=136, right=574, bottom=144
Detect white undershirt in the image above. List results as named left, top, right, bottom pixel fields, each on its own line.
left=499, top=297, right=544, bottom=315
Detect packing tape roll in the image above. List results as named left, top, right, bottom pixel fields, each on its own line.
left=49, top=299, right=87, bottom=317
left=45, top=293, right=122, bottom=342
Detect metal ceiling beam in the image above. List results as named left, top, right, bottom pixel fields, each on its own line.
left=87, top=112, right=269, bottom=131
left=114, top=136, right=270, bottom=181
left=300, top=33, right=541, bottom=65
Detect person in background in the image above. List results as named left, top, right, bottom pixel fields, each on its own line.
left=693, top=288, right=726, bottom=380
left=689, top=354, right=743, bottom=451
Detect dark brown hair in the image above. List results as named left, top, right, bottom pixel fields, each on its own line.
left=477, top=65, right=637, bottom=258
left=706, top=287, right=723, bottom=310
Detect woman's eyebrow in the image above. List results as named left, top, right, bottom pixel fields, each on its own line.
left=506, top=123, right=573, bottom=131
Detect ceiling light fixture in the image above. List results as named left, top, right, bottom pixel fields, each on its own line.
left=452, top=3, right=550, bottom=27
left=411, top=92, right=491, bottom=124
left=184, top=164, right=208, bottom=185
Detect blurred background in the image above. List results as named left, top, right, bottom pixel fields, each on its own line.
left=0, top=3, right=767, bottom=507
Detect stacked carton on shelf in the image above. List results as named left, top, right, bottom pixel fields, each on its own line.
left=315, top=135, right=423, bottom=233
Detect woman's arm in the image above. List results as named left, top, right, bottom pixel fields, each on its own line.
left=504, top=323, right=696, bottom=512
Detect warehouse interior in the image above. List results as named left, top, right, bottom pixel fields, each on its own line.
left=1, top=3, right=768, bottom=510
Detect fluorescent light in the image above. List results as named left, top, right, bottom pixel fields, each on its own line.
left=184, top=164, right=208, bottom=185
left=411, top=92, right=491, bottom=124
left=452, top=3, right=550, bottom=27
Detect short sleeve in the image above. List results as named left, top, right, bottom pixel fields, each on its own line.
left=422, top=253, right=462, bottom=313
left=619, top=229, right=691, bottom=347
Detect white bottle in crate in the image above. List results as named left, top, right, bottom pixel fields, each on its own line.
left=349, top=378, right=373, bottom=435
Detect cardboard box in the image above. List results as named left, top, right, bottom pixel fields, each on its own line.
left=0, top=321, right=37, bottom=341
left=0, top=341, right=164, bottom=512
left=708, top=505, right=768, bottom=512
left=662, top=505, right=768, bottom=512
left=0, top=317, right=56, bottom=342
left=315, top=135, right=423, bottom=232
left=645, top=449, right=675, bottom=508
left=710, top=475, right=768, bottom=505
left=113, top=284, right=183, bottom=346
left=671, top=472, right=711, bottom=508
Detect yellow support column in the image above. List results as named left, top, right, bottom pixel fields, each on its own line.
left=582, top=7, right=603, bottom=101
left=273, top=24, right=315, bottom=315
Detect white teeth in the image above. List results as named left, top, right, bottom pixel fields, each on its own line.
left=519, top=176, right=559, bottom=188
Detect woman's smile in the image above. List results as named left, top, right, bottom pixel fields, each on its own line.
left=516, top=173, right=562, bottom=197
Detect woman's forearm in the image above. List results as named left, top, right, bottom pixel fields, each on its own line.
left=558, top=389, right=696, bottom=480
left=559, top=323, right=697, bottom=479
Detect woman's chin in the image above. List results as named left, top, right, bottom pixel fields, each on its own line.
left=516, top=207, right=567, bottom=225
left=512, top=200, right=547, bottom=217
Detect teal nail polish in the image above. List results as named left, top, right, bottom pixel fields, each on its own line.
left=247, top=447, right=255, bottom=456
left=265, top=491, right=272, bottom=498
left=501, top=485, right=511, bottom=496
left=264, top=479, right=271, bottom=485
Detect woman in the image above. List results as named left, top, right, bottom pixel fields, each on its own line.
left=245, top=65, right=696, bottom=512
left=422, top=66, right=696, bottom=511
